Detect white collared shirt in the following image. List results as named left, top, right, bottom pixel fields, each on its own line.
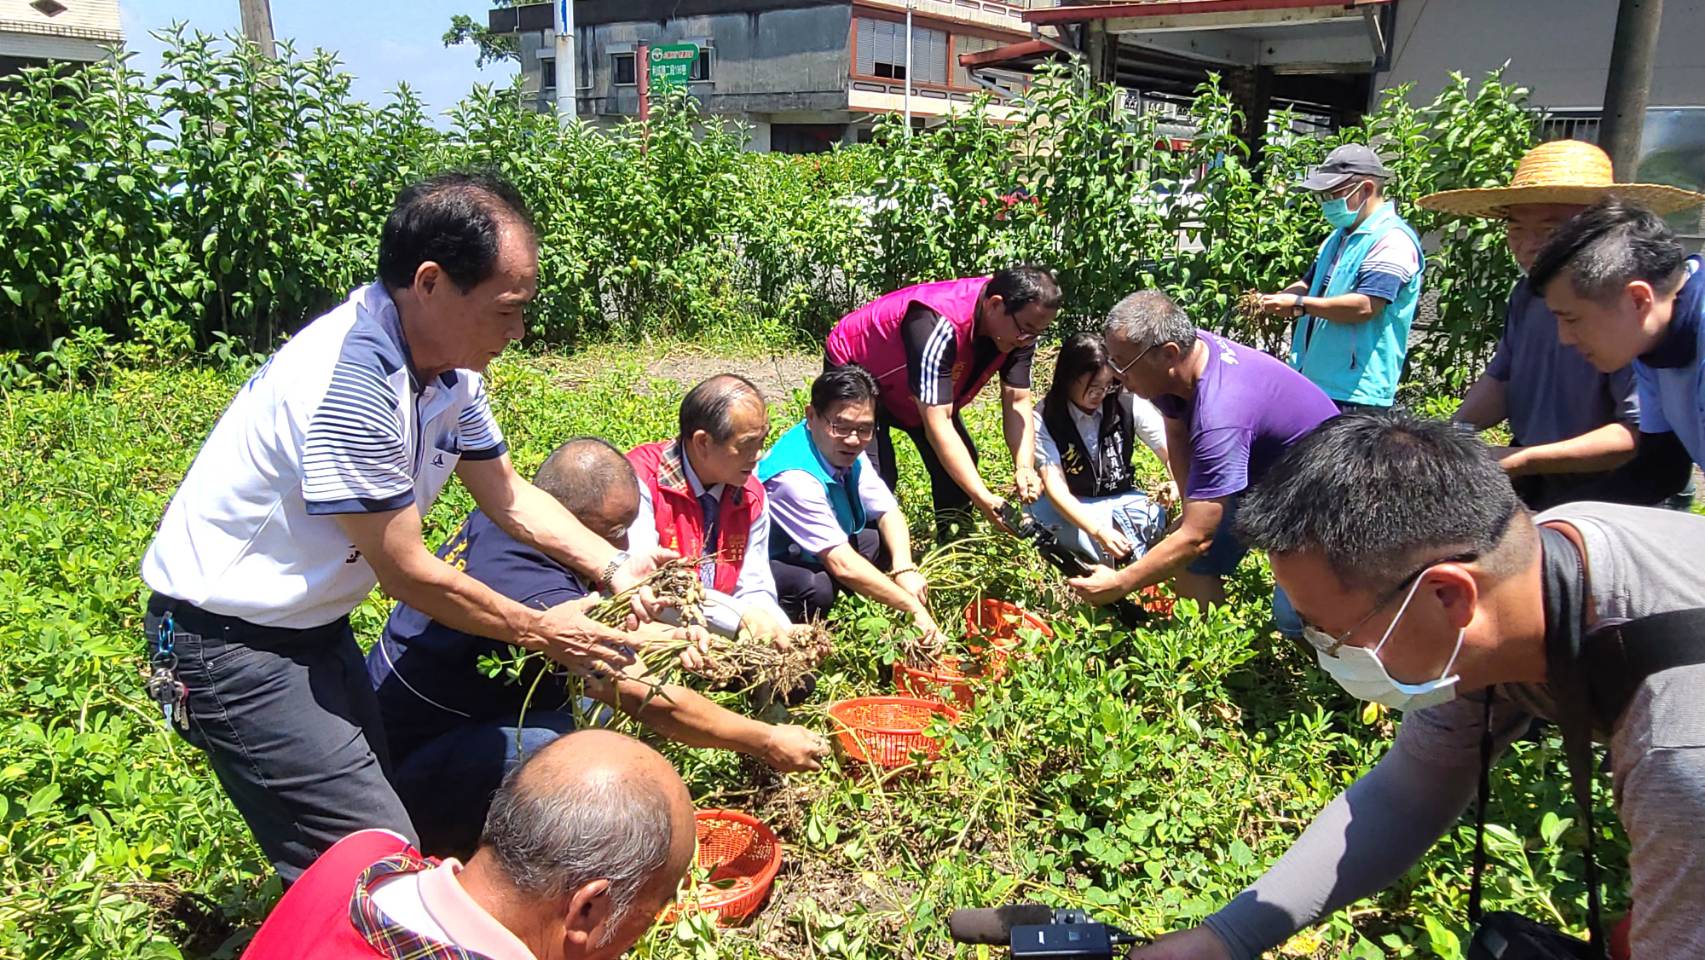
left=141, top=283, right=506, bottom=628
left=1034, top=391, right=1168, bottom=472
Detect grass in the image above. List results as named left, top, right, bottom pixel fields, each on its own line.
left=0, top=349, right=1625, bottom=960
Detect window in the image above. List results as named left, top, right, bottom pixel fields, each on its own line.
left=541, top=58, right=557, bottom=92
left=612, top=52, right=636, bottom=86
left=954, top=35, right=995, bottom=87
left=693, top=46, right=713, bottom=82
left=855, top=17, right=946, bottom=85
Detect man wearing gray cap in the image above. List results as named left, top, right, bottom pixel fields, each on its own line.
left=1257, top=144, right=1425, bottom=411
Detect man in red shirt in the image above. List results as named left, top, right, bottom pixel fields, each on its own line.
left=243, top=729, right=695, bottom=960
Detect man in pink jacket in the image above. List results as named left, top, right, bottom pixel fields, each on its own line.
left=824, top=266, right=1062, bottom=539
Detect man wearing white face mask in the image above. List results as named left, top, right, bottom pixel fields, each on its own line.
left=1127, top=412, right=1705, bottom=960
left=1256, top=144, right=1424, bottom=413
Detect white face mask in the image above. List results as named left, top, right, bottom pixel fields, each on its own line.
left=1304, top=573, right=1466, bottom=712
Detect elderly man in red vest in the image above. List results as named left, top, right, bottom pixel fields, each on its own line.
left=825, top=266, right=1063, bottom=539
left=242, top=729, right=695, bottom=960
left=627, top=374, right=791, bottom=641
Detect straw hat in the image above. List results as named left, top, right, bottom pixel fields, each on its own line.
left=1417, top=140, right=1705, bottom=219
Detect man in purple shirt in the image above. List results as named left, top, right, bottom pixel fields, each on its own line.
left=757, top=367, right=941, bottom=642
left=1068, top=291, right=1337, bottom=633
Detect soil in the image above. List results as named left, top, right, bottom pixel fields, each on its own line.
left=548, top=346, right=825, bottom=404
left=118, top=880, right=234, bottom=957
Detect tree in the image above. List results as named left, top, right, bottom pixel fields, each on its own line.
left=443, top=5, right=519, bottom=69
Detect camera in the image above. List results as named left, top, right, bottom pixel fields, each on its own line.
left=1000, top=502, right=1149, bottom=629
left=949, top=904, right=1141, bottom=959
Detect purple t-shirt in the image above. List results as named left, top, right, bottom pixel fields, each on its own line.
left=1153, top=330, right=1338, bottom=500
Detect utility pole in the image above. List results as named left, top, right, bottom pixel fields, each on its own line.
left=554, top=0, right=578, bottom=121
left=237, top=0, right=277, bottom=58
left=903, top=0, right=914, bottom=135
left=1599, top=0, right=1662, bottom=179
left=637, top=41, right=650, bottom=122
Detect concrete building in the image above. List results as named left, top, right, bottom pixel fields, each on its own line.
left=0, top=0, right=122, bottom=78
left=1382, top=0, right=1704, bottom=242
left=488, top=0, right=1035, bottom=152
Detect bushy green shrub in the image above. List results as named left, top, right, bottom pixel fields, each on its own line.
left=5, top=34, right=1531, bottom=392
left=857, top=63, right=1534, bottom=394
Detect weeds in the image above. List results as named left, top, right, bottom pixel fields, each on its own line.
left=0, top=351, right=1622, bottom=959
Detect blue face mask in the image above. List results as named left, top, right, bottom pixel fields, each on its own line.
left=1320, top=185, right=1366, bottom=229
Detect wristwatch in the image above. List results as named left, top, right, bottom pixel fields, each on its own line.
left=1292, top=293, right=1306, bottom=317
left=598, top=550, right=631, bottom=592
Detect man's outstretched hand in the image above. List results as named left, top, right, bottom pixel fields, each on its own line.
left=1067, top=564, right=1133, bottom=606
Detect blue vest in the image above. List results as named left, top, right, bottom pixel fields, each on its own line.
left=1290, top=203, right=1424, bottom=406
left=756, top=421, right=867, bottom=568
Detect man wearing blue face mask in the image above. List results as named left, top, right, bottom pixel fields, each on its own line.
left=1126, top=412, right=1705, bottom=960
left=1257, top=144, right=1425, bottom=413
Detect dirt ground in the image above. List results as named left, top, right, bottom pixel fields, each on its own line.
left=548, top=344, right=825, bottom=403
left=544, top=340, right=1064, bottom=409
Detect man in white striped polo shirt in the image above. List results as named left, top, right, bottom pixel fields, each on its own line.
left=140, top=172, right=673, bottom=882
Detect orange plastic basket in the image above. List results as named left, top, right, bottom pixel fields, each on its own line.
left=668, top=809, right=782, bottom=924
left=963, top=599, right=1054, bottom=655
left=826, top=696, right=961, bottom=768
left=892, top=648, right=1008, bottom=708
left=1139, top=584, right=1176, bottom=616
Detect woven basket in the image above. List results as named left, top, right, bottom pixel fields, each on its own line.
left=667, top=809, right=782, bottom=924
left=963, top=598, right=1054, bottom=656
left=892, top=648, right=1008, bottom=708
left=827, top=696, right=960, bottom=768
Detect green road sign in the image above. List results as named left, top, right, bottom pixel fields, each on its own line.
left=648, top=43, right=698, bottom=90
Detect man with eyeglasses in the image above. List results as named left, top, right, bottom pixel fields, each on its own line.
left=1128, top=412, right=1705, bottom=960
left=1068, top=291, right=1336, bottom=632
left=1254, top=144, right=1424, bottom=413
left=759, top=366, right=940, bottom=640
left=824, top=265, right=1062, bottom=539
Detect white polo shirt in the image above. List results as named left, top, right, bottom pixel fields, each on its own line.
left=141, top=283, right=507, bottom=629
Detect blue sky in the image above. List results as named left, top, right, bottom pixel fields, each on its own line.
left=119, top=0, right=517, bottom=122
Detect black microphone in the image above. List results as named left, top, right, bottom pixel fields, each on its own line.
left=948, top=904, right=1057, bottom=945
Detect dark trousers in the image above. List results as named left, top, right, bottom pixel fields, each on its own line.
left=868, top=410, right=981, bottom=541
left=390, top=708, right=578, bottom=861
left=145, top=593, right=416, bottom=883
left=771, top=527, right=889, bottom=623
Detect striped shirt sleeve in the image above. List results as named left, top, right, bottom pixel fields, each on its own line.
left=1353, top=230, right=1422, bottom=302
left=300, top=360, right=415, bottom=515
left=457, top=375, right=507, bottom=460
left=901, top=304, right=958, bottom=406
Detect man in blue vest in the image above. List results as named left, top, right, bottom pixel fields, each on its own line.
left=759, top=366, right=941, bottom=642
left=1258, top=144, right=1425, bottom=412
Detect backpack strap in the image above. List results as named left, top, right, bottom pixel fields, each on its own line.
left=1535, top=522, right=1606, bottom=957
left=1582, top=608, right=1705, bottom=726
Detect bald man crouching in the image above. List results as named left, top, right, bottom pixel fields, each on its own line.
left=242, top=730, right=696, bottom=960
left=367, top=438, right=827, bottom=858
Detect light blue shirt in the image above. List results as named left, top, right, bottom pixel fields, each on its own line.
left=1633, top=258, right=1705, bottom=466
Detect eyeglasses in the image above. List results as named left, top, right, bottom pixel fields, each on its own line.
left=1082, top=377, right=1118, bottom=402
left=1109, top=343, right=1158, bottom=376
left=1300, top=550, right=1478, bottom=657
left=826, top=419, right=876, bottom=441
left=1009, top=308, right=1050, bottom=343
left=1325, top=179, right=1367, bottom=200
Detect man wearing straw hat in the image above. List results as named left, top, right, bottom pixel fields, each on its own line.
left=1257, top=144, right=1425, bottom=412
left=1421, top=140, right=1704, bottom=510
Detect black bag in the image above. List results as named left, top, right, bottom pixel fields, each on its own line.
left=1469, top=912, right=1599, bottom=960
left=1465, top=524, right=1705, bottom=960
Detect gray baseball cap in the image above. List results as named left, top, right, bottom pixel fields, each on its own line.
left=1298, top=144, right=1393, bottom=192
